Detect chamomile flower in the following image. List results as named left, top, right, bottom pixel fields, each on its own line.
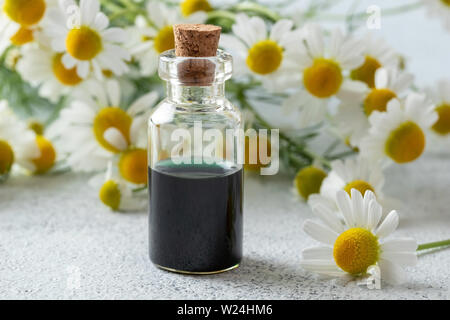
left=17, top=43, right=89, bottom=103
left=127, top=0, right=206, bottom=76
left=90, top=162, right=146, bottom=212
left=180, top=0, right=213, bottom=17
left=220, top=13, right=301, bottom=91
left=294, top=165, right=328, bottom=200
left=309, top=157, right=387, bottom=209
left=350, top=34, right=399, bottom=88
left=423, top=0, right=450, bottom=31
left=425, top=79, right=450, bottom=136
left=49, top=80, right=158, bottom=179
left=361, top=93, right=438, bottom=164
left=282, top=24, right=366, bottom=127
left=335, top=68, right=414, bottom=148
left=0, top=101, right=39, bottom=177
left=301, top=189, right=417, bottom=285
left=30, top=134, right=57, bottom=174
left=0, top=0, right=57, bottom=54
left=45, top=0, right=130, bottom=80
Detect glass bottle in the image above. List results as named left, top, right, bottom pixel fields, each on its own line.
left=148, top=48, right=243, bottom=274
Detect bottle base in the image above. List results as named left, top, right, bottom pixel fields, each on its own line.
left=154, top=263, right=240, bottom=275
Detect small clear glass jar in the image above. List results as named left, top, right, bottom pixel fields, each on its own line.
left=148, top=49, right=243, bottom=274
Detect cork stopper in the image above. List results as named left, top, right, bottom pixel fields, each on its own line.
left=173, top=24, right=222, bottom=86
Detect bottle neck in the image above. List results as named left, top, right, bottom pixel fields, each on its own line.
left=167, top=82, right=225, bottom=105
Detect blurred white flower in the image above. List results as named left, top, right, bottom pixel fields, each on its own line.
left=220, top=13, right=301, bottom=91
left=126, top=0, right=206, bottom=76
left=17, top=43, right=91, bottom=103
left=361, top=93, right=438, bottom=164
left=308, top=156, right=395, bottom=213
left=0, top=0, right=58, bottom=54
left=44, top=0, right=130, bottom=80
left=89, top=162, right=147, bottom=212
left=335, top=68, right=414, bottom=148
left=282, top=24, right=366, bottom=128
left=350, top=33, right=399, bottom=88
left=425, top=79, right=450, bottom=136
left=48, top=79, right=158, bottom=174
left=423, top=0, right=450, bottom=31
left=0, top=101, right=40, bottom=176
left=302, top=189, right=417, bottom=285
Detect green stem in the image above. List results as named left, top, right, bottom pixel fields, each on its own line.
left=233, top=2, right=281, bottom=22
left=132, top=186, right=148, bottom=193
left=99, top=0, right=124, bottom=13
left=207, top=10, right=237, bottom=22
left=417, top=239, right=450, bottom=251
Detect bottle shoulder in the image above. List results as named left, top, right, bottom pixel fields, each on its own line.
left=149, top=98, right=242, bottom=128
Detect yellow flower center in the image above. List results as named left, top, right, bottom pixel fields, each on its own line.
left=385, top=121, right=425, bottom=163
left=344, top=180, right=375, bottom=197
left=52, top=53, right=83, bottom=86
left=0, top=139, right=14, bottom=175
left=153, top=25, right=175, bottom=54
left=32, top=135, right=56, bottom=174
left=28, top=121, right=44, bottom=135
left=99, top=180, right=121, bottom=211
left=3, top=0, right=46, bottom=26
left=441, top=0, right=450, bottom=6
left=333, top=228, right=379, bottom=275
left=119, top=148, right=148, bottom=185
left=93, top=107, right=132, bottom=153
left=244, top=135, right=271, bottom=171
left=66, top=26, right=102, bottom=61
left=102, top=69, right=114, bottom=78
left=303, top=58, right=343, bottom=98
left=432, top=103, right=450, bottom=135
left=364, top=89, right=397, bottom=116
left=294, top=166, right=327, bottom=200
left=10, top=27, right=34, bottom=46
left=180, top=0, right=212, bottom=17
left=350, top=56, right=382, bottom=89
left=246, top=40, right=283, bottom=75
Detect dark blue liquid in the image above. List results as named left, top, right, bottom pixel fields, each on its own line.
left=149, top=159, right=243, bottom=273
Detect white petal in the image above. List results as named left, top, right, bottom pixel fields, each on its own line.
left=375, top=210, right=399, bottom=238
left=380, top=251, right=417, bottom=267
left=374, top=67, right=389, bottom=88
left=270, top=19, right=293, bottom=43
left=351, top=189, right=364, bottom=227
left=378, top=259, right=406, bottom=285
left=128, top=91, right=159, bottom=116
left=300, top=259, right=338, bottom=271
left=93, top=12, right=109, bottom=31
left=335, top=190, right=354, bottom=227
left=311, top=204, right=345, bottom=234
left=106, top=80, right=121, bottom=107
left=381, top=238, right=418, bottom=252
left=305, top=24, right=324, bottom=57
left=303, top=220, right=339, bottom=245
left=302, top=246, right=333, bottom=260
left=76, top=61, right=90, bottom=78
left=102, top=28, right=126, bottom=43
left=103, top=127, right=128, bottom=151
left=80, top=0, right=99, bottom=25
left=367, top=199, right=382, bottom=230
left=62, top=53, right=77, bottom=69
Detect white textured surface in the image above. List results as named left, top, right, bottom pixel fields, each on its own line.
left=0, top=153, right=449, bottom=300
